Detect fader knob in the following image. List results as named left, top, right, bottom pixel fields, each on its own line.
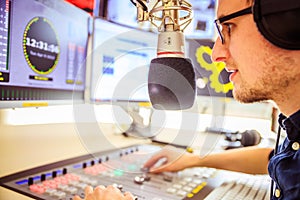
left=28, top=177, right=34, bottom=186
left=90, top=160, right=95, bottom=166
left=83, top=162, right=87, bottom=168
left=41, top=174, right=46, bottom=182
left=52, top=171, right=57, bottom=178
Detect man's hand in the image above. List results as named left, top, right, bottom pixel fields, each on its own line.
left=143, top=145, right=197, bottom=173
left=73, top=185, right=135, bottom=200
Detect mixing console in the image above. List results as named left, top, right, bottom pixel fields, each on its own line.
left=0, top=144, right=256, bottom=200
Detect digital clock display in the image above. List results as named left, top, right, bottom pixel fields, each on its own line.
left=25, top=38, right=59, bottom=54
left=23, top=17, right=60, bottom=75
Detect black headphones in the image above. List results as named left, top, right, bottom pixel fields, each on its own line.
left=253, top=0, right=300, bottom=50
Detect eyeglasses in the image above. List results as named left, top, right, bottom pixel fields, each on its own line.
left=214, top=6, right=252, bottom=44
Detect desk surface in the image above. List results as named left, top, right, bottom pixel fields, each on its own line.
left=0, top=105, right=275, bottom=200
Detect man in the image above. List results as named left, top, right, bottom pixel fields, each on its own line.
left=74, top=0, right=300, bottom=199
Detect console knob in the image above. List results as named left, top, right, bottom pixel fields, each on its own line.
left=134, top=176, right=145, bottom=185
left=142, top=174, right=151, bottom=181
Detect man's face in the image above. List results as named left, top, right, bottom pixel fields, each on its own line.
left=211, top=0, right=298, bottom=104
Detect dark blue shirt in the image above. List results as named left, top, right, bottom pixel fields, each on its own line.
left=268, top=110, right=300, bottom=200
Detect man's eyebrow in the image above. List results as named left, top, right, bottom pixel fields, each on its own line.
left=215, top=16, right=224, bottom=20
left=216, top=13, right=225, bottom=19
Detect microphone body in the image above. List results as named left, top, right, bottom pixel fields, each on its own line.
left=149, top=27, right=196, bottom=109
left=224, top=129, right=262, bottom=148
left=136, top=0, right=195, bottom=110
left=148, top=57, right=195, bottom=110
left=157, top=31, right=185, bottom=58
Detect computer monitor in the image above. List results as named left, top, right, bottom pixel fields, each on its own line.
left=0, top=0, right=90, bottom=108
left=104, top=0, right=154, bottom=31
left=105, top=0, right=216, bottom=39
left=89, top=17, right=157, bottom=103
left=64, top=0, right=101, bottom=16
left=89, top=17, right=158, bottom=136
left=184, top=0, right=216, bottom=40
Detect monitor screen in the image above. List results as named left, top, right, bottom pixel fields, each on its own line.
left=105, top=0, right=154, bottom=31
left=105, top=0, right=216, bottom=40
left=0, top=0, right=90, bottom=108
left=187, top=39, right=233, bottom=98
left=184, top=0, right=216, bottom=40
left=89, top=18, right=158, bottom=103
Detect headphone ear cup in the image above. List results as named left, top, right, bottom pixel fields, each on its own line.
left=253, top=0, right=300, bottom=50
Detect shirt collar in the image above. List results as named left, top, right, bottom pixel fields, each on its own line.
left=278, top=110, right=300, bottom=140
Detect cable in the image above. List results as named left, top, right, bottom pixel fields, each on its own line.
left=130, top=0, right=148, bottom=12
left=270, top=126, right=281, bottom=199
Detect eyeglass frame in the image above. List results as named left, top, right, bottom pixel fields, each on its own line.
left=214, top=6, right=253, bottom=44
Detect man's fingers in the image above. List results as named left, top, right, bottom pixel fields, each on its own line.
left=84, top=185, right=94, bottom=197
left=73, top=195, right=82, bottom=200
left=93, top=185, right=105, bottom=198
left=78, top=185, right=135, bottom=200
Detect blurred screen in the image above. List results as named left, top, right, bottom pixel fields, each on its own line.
left=106, top=0, right=216, bottom=40
left=0, top=0, right=90, bottom=106
left=90, top=18, right=158, bottom=103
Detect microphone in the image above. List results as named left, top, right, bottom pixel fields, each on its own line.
left=224, top=129, right=262, bottom=149
left=134, top=0, right=196, bottom=110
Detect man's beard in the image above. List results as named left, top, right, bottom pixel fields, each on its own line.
left=232, top=79, right=272, bottom=104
